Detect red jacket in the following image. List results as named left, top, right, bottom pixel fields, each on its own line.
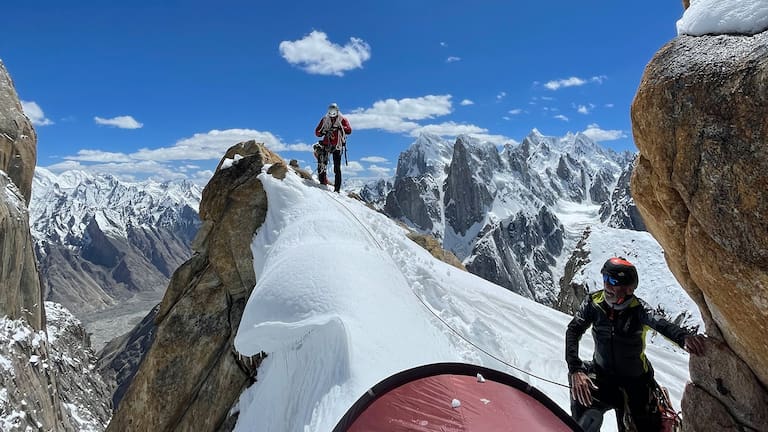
left=315, top=115, right=352, bottom=147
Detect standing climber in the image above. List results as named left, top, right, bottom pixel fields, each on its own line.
left=314, top=102, right=352, bottom=193
left=565, top=257, right=707, bottom=431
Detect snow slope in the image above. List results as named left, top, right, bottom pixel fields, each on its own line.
left=233, top=167, right=694, bottom=432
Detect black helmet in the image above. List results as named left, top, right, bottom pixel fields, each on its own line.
left=600, top=257, right=638, bottom=290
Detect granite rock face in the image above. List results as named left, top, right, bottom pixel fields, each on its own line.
left=106, top=141, right=284, bottom=431
left=0, top=173, right=44, bottom=329
left=0, top=61, right=44, bottom=331
left=0, top=60, right=36, bottom=204
left=631, top=30, right=768, bottom=431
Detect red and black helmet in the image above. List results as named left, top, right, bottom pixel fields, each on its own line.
left=600, top=257, right=638, bottom=291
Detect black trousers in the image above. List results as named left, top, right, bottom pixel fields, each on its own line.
left=570, top=366, right=661, bottom=432
left=317, top=148, right=342, bottom=192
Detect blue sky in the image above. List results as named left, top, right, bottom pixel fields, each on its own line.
left=2, top=0, right=687, bottom=184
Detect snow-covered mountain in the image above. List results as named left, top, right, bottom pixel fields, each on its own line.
left=28, top=168, right=203, bottom=348
left=30, top=168, right=202, bottom=245
left=0, top=302, right=112, bottom=431
left=380, top=129, right=639, bottom=307
left=229, top=165, right=698, bottom=432
left=105, top=147, right=702, bottom=432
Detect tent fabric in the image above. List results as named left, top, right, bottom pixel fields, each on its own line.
left=333, top=363, right=582, bottom=432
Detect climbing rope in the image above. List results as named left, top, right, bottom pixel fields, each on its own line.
left=325, top=192, right=571, bottom=389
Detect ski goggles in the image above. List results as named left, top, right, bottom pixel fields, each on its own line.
left=328, top=108, right=339, bottom=117
left=603, top=274, right=620, bottom=286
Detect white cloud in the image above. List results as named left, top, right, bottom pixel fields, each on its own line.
left=460, top=99, right=474, bottom=106
left=410, top=121, right=487, bottom=137
left=508, top=109, right=523, bottom=115
left=408, top=122, right=513, bottom=146
left=65, top=150, right=134, bottom=163
left=279, top=30, right=371, bottom=76
left=342, top=95, right=513, bottom=145
left=49, top=128, right=316, bottom=184
left=576, top=104, right=595, bottom=114
left=440, top=42, right=447, bottom=47
left=362, top=95, right=452, bottom=120
left=581, top=123, right=627, bottom=142
left=605, top=103, right=614, bottom=108
left=94, top=115, right=143, bottom=129
left=344, top=113, right=421, bottom=133
left=130, top=129, right=312, bottom=161
left=544, top=77, right=585, bottom=90
left=21, top=101, right=53, bottom=126
left=345, top=95, right=453, bottom=132
left=53, top=128, right=313, bottom=183
left=344, top=160, right=365, bottom=174
left=502, top=116, right=510, bottom=121
left=446, top=56, right=461, bottom=63
left=496, top=92, right=507, bottom=100
left=543, top=76, right=607, bottom=91
left=361, top=156, right=388, bottom=163
left=554, top=114, right=569, bottom=122
left=45, top=159, right=190, bottom=182
left=367, top=165, right=391, bottom=176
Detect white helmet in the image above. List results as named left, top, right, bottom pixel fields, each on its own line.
left=327, top=103, right=339, bottom=118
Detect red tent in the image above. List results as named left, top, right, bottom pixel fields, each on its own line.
left=333, top=363, right=581, bottom=432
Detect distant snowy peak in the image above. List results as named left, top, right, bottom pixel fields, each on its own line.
left=397, top=133, right=453, bottom=178
left=517, top=129, right=623, bottom=172
left=29, top=167, right=203, bottom=245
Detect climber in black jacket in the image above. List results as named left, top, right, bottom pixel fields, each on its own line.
left=565, top=257, right=706, bottom=432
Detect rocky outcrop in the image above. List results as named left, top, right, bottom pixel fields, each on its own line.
left=466, top=206, right=564, bottom=305
left=98, top=304, right=159, bottom=410
left=359, top=178, right=392, bottom=210
left=631, top=30, right=768, bottom=431
left=1, top=60, right=111, bottom=432
left=0, top=173, right=44, bottom=330
left=444, top=135, right=499, bottom=238
left=106, top=141, right=283, bottom=432
left=555, top=228, right=591, bottom=314
left=406, top=232, right=465, bottom=271
left=0, top=59, right=44, bottom=331
left=0, top=302, right=113, bottom=431
left=0, top=60, right=36, bottom=204
left=601, top=157, right=647, bottom=231
left=384, top=133, right=452, bottom=236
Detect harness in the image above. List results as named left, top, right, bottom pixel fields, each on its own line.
left=319, top=114, right=347, bottom=150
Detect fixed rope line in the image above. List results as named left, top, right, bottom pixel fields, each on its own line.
left=325, top=193, right=571, bottom=390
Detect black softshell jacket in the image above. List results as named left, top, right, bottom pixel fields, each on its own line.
left=565, top=291, right=690, bottom=377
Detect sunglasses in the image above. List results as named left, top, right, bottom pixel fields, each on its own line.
left=603, top=274, right=620, bottom=286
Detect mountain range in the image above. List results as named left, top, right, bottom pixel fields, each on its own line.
left=381, top=130, right=643, bottom=308
left=28, top=168, right=202, bottom=348
left=26, top=129, right=690, bottom=351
